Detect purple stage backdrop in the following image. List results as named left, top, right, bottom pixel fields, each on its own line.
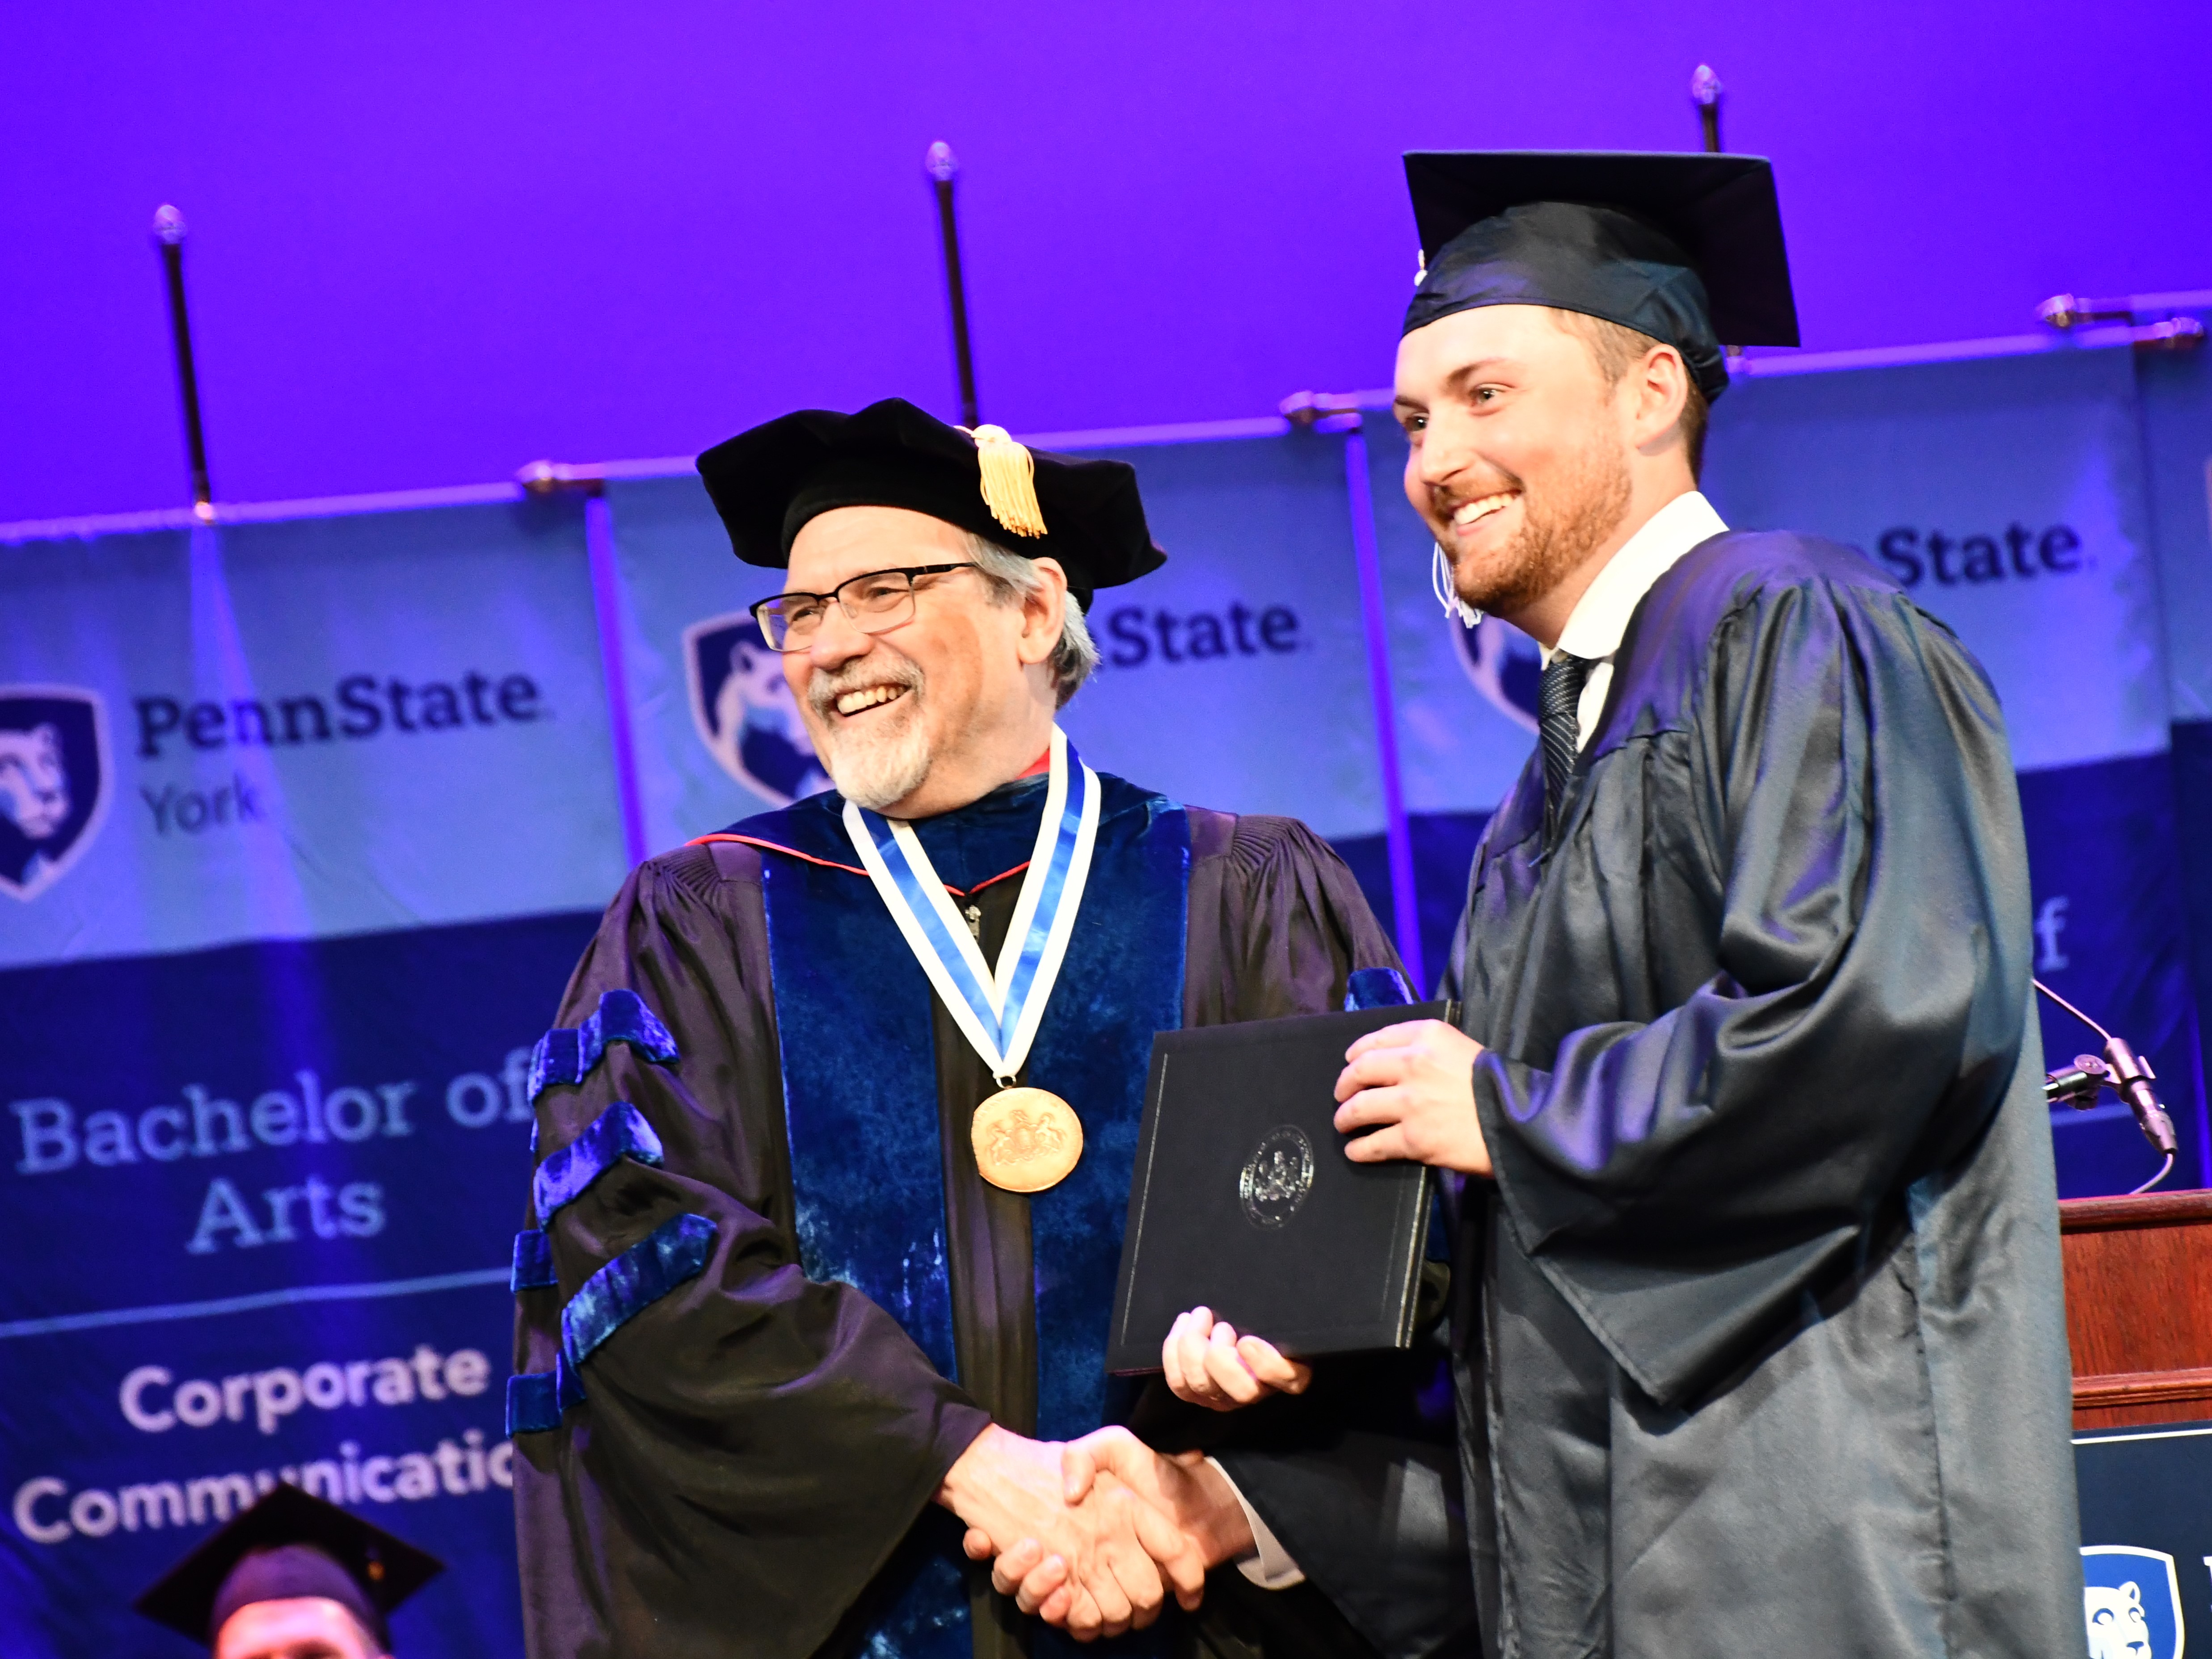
left=4, top=0, right=2211, bottom=525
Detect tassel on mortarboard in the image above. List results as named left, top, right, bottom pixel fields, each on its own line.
left=968, top=425, right=1048, bottom=539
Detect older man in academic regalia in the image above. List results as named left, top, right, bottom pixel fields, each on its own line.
left=1147, top=155, right=2087, bottom=1656
left=508, top=401, right=1472, bottom=1659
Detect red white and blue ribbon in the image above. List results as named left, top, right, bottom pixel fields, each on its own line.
left=843, top=725, right=1100, bottom=1085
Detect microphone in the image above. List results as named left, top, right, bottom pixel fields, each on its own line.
left=2036, top=979, right=2178, bottom=1192
left=2099, top=1034, right=2178, bottom=1157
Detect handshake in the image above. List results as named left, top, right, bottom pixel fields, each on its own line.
left=936, top=1310, right=1315, bottom=1640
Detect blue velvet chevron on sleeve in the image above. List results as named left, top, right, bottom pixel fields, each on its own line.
left=505, top=1353, right=589, bottom=1435
left=508, top=1215, right=716, bottom=1432
left=528, top=988, right=680, bottom=1102
left=532, top=1102, right=664, bottom=1222
left=561, top=1213, right=718, bottom=1369
left=1344, top=965, right=1416, bottom=1010
left=511, top=1228, right=556, bottom=1292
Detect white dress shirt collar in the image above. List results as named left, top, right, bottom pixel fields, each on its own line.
left=1536, top=489, right=1730, bottom=748
left=1542, top=490, right=1729, bottom=666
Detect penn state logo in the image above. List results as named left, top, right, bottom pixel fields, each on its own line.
left=1450, top=614, right=1542, bottom=734
left=1239, top=1126, right=1316, bottom=1230
left=2082, top=1545, right=2184, bottom=1659
left=0, top=686, right=110, bottom=902
left=682, top=612, right=830, bottom=807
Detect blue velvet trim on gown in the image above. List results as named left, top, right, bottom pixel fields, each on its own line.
left=528, top=987, right=680, bottom=1102
left=1345, top=965, right=1416, bottom=1010
left=511, top=1228, right=556, bottom=1291
left=532, top=1101, right=664, bottom=1221
left=506, top=1372, right=552, bottom=1435
left=506, top=1353, right=587, bottom=1435
left=561, top=1211, right=718, bottom=1368
left=747, top=776, right=1189, bottom=1659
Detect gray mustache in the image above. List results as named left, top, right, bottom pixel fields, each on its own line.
left=806, top=658, right=925, bottom=724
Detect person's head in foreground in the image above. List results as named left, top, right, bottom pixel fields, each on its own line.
left=134, top=1484, right=442, bottom=1659
left=698, top=399, right=1164, bottom=817
left=1393, top=151, right=1797, bottom=643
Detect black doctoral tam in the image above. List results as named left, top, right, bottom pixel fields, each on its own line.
left=697, top=398, right=1166, bottom=605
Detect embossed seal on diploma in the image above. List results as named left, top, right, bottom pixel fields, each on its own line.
left=1239, top=1125, right=1315, bottom=1230
left=973, top=1086, right=1085, bottom=1193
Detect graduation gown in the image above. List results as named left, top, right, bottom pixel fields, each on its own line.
left=510, top=772, right=1469, bottom=1659
left=1446, top=531, right=2084, bottom=1657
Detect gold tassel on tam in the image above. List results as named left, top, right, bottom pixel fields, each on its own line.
left=968, top=425, right=1047, bottom=539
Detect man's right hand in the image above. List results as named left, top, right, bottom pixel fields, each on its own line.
left=937, top=1424, right=1204, bottom=1639
left=1162, top=1305, right=1311, bottom=1411
left=973, top=1427, right=1255, bottom=1629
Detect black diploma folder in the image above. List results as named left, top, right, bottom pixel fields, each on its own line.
left=1106, top=1001, right=1445, bottom=1375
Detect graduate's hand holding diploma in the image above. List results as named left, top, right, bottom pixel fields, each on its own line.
left=1334, top=1018, right=1492, bottom=1175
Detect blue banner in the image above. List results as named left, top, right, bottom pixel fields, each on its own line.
left=1, top=508, right=626, bottom=964
left=0, top=502, right=624, bottom=1655
left=1059, top=435, right=1386, bottom=840
left=2076, top=1421, right=2212, bottom=1659
left=598, top=476, right=812, bottom=854
left=1704, top=348, right=2166, bottom=772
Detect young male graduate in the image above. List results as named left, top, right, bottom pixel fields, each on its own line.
left=134, top=1483, right=443, bottom=1658
left=1146, top=154, right=2085, bottom=1655
left=509, top=400, right=1470, bottom=1659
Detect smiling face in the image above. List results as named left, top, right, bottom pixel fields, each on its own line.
left=1395, top=304, right=1685, bottom=644
left=780, top=505, right=1063, bottom=818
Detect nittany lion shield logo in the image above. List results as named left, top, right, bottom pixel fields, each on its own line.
left=683, top=613, right=830, bottom=807
left=0, top=686, right=110, bottom=901
left=1450, top=614, right=1542, bottom=735
left=2083, top=1545, right=2184, bottom=1659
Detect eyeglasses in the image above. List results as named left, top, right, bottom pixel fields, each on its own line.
left=750, top=563, right=977, bottom=652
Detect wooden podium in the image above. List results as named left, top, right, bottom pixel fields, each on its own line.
left=2061, top=1190, right=2212, bottom=1428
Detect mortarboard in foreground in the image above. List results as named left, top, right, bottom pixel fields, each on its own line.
left=133, top=1483, right=443, bottom=1651
left=696, top=397, right=1166, bottom=605
left=1402, top=151, right=1799, bottom=398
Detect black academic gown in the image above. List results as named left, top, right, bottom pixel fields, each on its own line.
left=511, top=779, right=1471, bottom=1659
left=1445, top=531, right=2084, bottom=1657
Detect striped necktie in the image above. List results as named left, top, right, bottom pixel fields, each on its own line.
left=1539, top=650, right=1592, bottom=842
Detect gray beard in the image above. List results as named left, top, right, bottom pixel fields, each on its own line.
left=808, top=662, right=933, bottom=813
left=824, top=718, right=932, bottom=813
left=1457, top=435, right=1635, bottom=617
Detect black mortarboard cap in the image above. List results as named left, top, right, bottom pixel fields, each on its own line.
left=1401, top=151, right=1798, bottom=400
left=134, top=1484, right=443, bottom=1651
left=696, top=398, right=1167, bottom=606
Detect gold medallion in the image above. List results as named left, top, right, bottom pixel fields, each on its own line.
left=971, top=1086, right=1083, bottom=1193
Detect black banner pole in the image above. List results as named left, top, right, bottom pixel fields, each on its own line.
left=924, top=142, right=981, bottom=428
left=151, top=205, right=214, bottom=522
left=1690, top=66, right=1740, bottom=369
left=1690, top=64, right=1723, bottom=153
